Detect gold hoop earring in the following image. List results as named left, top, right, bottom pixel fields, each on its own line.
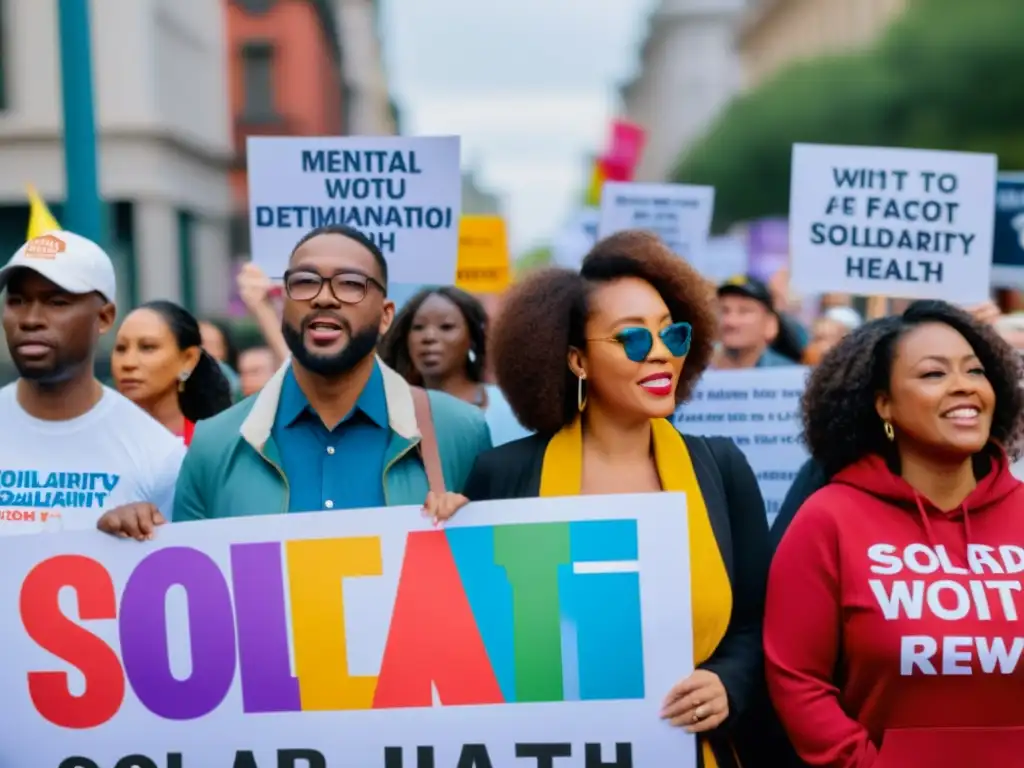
left=884, top=421, right=895, bottom=441
left=577, top=373, right=587, bottom=412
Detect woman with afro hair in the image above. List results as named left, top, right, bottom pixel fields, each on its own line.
left=765, top=300, right=1024, bottom=767
left=458, top=230, right=774, bottom=768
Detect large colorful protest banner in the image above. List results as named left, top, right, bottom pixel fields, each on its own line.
left=0, top=496, right=695, bottom=767
left=247, top=135, right=462, bottom=283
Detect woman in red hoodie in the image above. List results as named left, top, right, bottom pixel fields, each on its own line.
left=765, top=299, right=1024, bottom=767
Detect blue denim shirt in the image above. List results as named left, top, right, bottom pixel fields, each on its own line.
left=756, top=347, right=798, bottom=367
left=271, top=363, right=389, bottom=511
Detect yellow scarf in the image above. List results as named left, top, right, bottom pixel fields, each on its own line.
left=539, top=417, right=733, bottom=768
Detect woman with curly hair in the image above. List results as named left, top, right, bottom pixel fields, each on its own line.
left=765, top=300, right=1024, bottom=767
left=378, top=285, right=529, bottom=445
left=458, top=230, right=773, bottom=768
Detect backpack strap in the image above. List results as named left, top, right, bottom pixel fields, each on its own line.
left=410, top=387, right=447, bottom=495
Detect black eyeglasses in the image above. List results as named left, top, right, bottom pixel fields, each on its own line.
left=283, top=270, right=385, bottom=304
left=588, top=321, right=693, bottom=363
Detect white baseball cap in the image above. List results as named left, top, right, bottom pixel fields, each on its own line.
left=824, top=305, right=863, bottom=331
left=0, top=231, right=117, bottom=302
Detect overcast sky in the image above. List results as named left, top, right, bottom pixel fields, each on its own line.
left=380, top=0, right=656, bottom=255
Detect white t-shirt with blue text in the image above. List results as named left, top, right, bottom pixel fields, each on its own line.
left=0, top=383, right=186, bottom=535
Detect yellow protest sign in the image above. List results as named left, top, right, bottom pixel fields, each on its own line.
left=456, top=215, right=510, bottom=294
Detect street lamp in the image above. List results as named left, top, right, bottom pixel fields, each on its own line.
left=56, top=0, right=103, bottom=244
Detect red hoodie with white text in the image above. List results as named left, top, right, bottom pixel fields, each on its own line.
left=765, top=450, right=1024, bottom=767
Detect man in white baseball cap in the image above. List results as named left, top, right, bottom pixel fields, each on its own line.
left=0, top=230, right=117, bottom=302
left=0, top=231, right=185, bottom=536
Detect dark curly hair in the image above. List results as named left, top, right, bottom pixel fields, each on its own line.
left=803, top=299, right=1024, bottom=477
left=490, top=230, right=717, bottom=434
left=378, top=286, right=488, bottom=384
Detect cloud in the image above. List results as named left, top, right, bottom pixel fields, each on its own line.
left=383, top=0, right=652, bottom=93
left=405, top=93, right=611, bottom=157
left=380, top=0, right=656, bottom=252
left=406, top=92, right=612, bottom=251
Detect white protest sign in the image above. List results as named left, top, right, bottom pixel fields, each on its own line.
left=0, top=495, right=696, bottom=767
left=552, top=207, right=599, bottom=269
left=598, top=182, right=714, bottom=261
left=789, top=143, right=997, bottom=302
left=247, top=135, right=461, bottom=281
left=674, top=367, right=809, bottom=527
left=690, top=235, right=749, bottom=282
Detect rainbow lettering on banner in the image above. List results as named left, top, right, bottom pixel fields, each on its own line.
left=20, top=520, right=644, bottom=729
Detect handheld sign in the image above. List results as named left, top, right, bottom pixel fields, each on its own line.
left=552, top=207, right=600, bottom=269
left=247, top=135, right=462, bottom=283
left=456, top=215, right=511, bottom=294
left=991, top=173, right=1024, bottom=289
left=598, top=182, right=714, bottom=261
left=788, top=143, right=997, bottom=302
left=674, top=367, right=808, bottom=527
left=0, top=497, right=696, bottom=767
left=690, top=235, right=749, bottom=283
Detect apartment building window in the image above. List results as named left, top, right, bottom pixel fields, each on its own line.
left=178, top=210, right=196, bottom=313
left=241, top=42, right=276, bottom=120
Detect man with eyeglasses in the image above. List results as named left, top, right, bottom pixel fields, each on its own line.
left=98, top=225, right=491, bottom=536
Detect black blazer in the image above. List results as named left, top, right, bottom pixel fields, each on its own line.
left=770, top=457, right=828, bottom=552
left=463, top=432, right=782, bottom=768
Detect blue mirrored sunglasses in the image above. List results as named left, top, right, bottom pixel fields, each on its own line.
left=591, top=321, right=693, bottom=363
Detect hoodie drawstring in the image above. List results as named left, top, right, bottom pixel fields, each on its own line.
left=913, top=491, right=972, bottom=561
left=913, top=492, right=938, bottom=548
